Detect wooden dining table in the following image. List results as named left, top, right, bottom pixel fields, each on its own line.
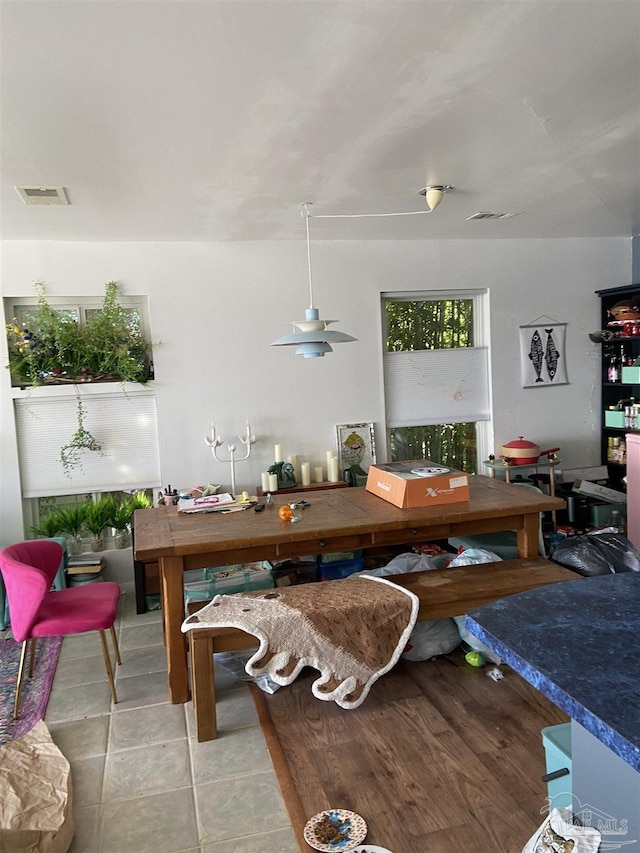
left=133, top=475, right=565, bottom=704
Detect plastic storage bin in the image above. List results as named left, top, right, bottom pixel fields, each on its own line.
left=541, top=723, right=572, bottom=810
left=604, top=409, right=626, bottom=428
left=588, top=501, right=627, bottom=527
left=184, top=561, right=274, bottom=605
left=318, top=556, right=364, bottom=580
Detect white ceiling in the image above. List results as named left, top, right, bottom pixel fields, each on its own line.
left=1, top=0, right=639, bottom=242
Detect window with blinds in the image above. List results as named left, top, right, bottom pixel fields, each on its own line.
left=381, top=291, right=492, bottom=472
left=14, top=390, right=162, bottom=497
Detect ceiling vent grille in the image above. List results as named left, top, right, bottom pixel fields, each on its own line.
left=15, top=186, right=69, bottom=205
left=466, top=211, right=520, bottom=220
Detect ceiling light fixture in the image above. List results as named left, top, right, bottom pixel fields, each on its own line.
left=271, top=204, right=357, bottom=358
left=418, top=185, right=453, bottom=211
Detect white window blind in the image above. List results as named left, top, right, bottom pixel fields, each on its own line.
left=15, top=391, right=162, bottom=497
left=384, top=347, right=491, bottom=427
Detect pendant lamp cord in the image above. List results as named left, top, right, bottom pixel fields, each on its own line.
left=300, top=199, right=436, bottom=312
left=302, top=203, right=314, bottom=309
left=309, top=209, right=430, bottom=218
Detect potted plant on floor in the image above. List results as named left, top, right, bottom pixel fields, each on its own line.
left=83, top=498, right=113, bottom=553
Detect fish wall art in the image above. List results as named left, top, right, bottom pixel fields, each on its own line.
left=519, top=321, right=568, bottom=387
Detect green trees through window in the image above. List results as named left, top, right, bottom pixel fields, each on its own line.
left=384, top=297, right=478, bottom=473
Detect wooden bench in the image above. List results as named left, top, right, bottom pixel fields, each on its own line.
left=186, top=557, right=579, bottom=742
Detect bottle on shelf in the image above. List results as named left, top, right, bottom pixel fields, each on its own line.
left=621, top=345, right=634, bottom=367
left=606, top=509, right=624, bottom=534
left=607, top=350, right=621, bottom=382
left=612, top=436, right=621, bottom=463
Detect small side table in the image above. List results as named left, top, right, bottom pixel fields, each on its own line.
left=483, top=459, right=562, bottom=526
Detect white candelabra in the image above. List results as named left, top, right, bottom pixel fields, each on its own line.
left=204, top=421, right=257, bottom=496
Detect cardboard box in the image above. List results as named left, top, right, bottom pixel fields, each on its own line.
left=560, top=465, right=608, bottom=484
left=572, top=478, right=627, bottom=504
left=366, top=460, right=470, bottom=508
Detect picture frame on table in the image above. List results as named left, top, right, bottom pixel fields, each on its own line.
left=335, top=422, right=376, bottom=485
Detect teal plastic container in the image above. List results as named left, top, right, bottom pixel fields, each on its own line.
left=541, top=723, right=572, bottom=811
left=184, top=561, right=274, bottom=605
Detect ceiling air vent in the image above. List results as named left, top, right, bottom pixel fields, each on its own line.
left=15, top=186, right=69, bottom=205
left=466, top=211, right=520, bottom=221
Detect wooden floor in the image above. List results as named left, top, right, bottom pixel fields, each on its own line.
left=251, top=650, right=568, bottom=852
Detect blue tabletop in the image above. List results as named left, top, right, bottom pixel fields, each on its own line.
left=466, top=572, right=640, bottom=772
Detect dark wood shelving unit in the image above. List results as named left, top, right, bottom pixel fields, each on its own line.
left=595, top=283, right=640, bottom=488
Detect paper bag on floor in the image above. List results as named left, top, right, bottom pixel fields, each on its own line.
left=0, top=719, right=74, bottom=853
left=522, top=808, right=601, bottom=852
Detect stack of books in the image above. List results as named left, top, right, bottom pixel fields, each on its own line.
left=67, top=555, right=106, bottom=576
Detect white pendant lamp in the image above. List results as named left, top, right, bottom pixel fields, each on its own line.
left=271, top=204, right=356, bottom=358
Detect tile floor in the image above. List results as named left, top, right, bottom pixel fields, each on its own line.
left=43, top=584, right=299, bottom=853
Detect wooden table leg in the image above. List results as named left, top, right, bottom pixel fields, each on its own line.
left=160, top=555, right=190, bottom=704
left=189, top=631, right=217, bottom=741
left=516, top=512, right=541, bottom=558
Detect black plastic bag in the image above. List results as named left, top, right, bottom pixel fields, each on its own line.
left=551, top=532, right=640, bottom=576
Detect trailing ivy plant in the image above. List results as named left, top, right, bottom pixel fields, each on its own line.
left=60, top=397, right=104, bottom=477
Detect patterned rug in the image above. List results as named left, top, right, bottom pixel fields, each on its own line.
left=0, top=636, right=62, bottom=745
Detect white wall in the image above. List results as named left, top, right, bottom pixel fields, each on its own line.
left=0, top=237, right=630, bottom=545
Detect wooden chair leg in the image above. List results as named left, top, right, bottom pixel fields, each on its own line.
left=99, top=630, right=118, bottom=705
left=27, top=636, right=37, bottom=678
left=13, top=640, right=29, bottom=720
left=110, top=625, right=122, bottom=666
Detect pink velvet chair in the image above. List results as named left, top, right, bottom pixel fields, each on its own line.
left=0, top=540, right=122, bottom=719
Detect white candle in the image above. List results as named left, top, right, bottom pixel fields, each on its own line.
left=246, top=420, right=251, bottom=439
left=301, top=462, right=311, bottom=486
left=261, top=472, right=270, bottom=492
left=274, top=444, right=283, bottom=463
left=326, top=450, right=334, bottom=468
left=314, top=466, right=324, bottom=483
left=288, top=454, right=298, bottom=479
left=328, top=456, right=340, bottom=483
left=268, top=473, right=278, bottom=492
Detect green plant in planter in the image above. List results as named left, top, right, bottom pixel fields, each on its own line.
left=5, top=281, right=151, bottom=386
left=83, top=498, right=113, bottom=552
left=108, top=496, right=135, bottom=548
left=107, top=491, right=152, bottom=548
left=31, top=511, right=63, bottom=539
left=55, top=503, right=89, bottom=556
left=60, top=397, right=104, bottom=477
left=55, top=504, right=89, bottom=538
left=128, top=491, right=152, bottom=511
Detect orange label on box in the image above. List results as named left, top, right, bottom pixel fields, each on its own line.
left=366, top=461, right=470, bottom=508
